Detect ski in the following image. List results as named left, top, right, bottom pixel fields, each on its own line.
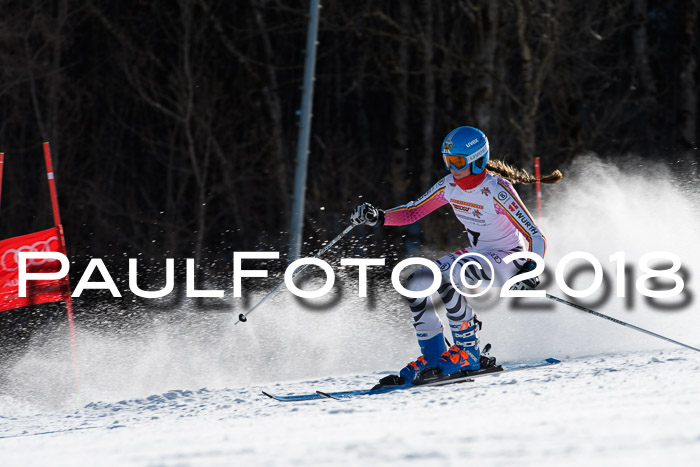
left=263, top=357, right=561, bottom=402
left=315, top=391, right=345, bottom=400
left=262, top=384, right=401, bottom=402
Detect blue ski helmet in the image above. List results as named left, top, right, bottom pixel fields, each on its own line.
left=441, top=126, right=489, bottom=174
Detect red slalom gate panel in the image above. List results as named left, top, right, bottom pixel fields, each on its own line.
left=0, top=227, right=65, bottom=312
left=0, top=144, right=81, bottom=393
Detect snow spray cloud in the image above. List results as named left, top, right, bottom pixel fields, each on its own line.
left=486, top=154, right=700, bottom=360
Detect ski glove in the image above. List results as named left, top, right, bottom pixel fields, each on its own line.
left=509, top=259, right=540, bottom=291
left=351, top=202, right=384, bottom=226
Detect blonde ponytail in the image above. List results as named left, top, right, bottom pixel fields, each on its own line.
left=486, top=159, right=562, bottom=185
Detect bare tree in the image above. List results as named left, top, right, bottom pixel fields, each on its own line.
left=678, top=0, right=698, bottom=148
left=471, top=0, right=500, bottom=131
left=510, top=0, right=560, bottom=170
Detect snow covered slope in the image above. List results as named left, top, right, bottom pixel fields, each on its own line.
left=2, top=349, right=699, bottom=466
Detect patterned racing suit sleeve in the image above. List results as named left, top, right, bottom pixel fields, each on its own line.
left=492, top=178, right=547, bottom=257
left=384, top=177, right=449, bottom=226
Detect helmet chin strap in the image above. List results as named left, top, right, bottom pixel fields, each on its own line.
left=454, top=169, right=487, bottom=190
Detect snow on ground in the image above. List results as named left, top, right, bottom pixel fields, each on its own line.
left=2, top=349, right=700, bottom=466
left=1, top=156, right=700, bottom=465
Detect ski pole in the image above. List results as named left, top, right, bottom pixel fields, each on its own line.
left=236, top=224, right=356, bottom=324
left=545, top=293, right=700, bottom=353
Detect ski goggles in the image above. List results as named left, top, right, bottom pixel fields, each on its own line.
left=442, top=154, right=469, bottom=171
left=442, top=143, right=489, bottom=172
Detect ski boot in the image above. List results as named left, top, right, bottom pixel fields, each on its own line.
left=436, top=316, right=482, bottom=376
left=374, top=331, right=447, bottom=388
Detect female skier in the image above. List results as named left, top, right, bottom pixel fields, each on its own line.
left=351, top=126, right=562, bottom=384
